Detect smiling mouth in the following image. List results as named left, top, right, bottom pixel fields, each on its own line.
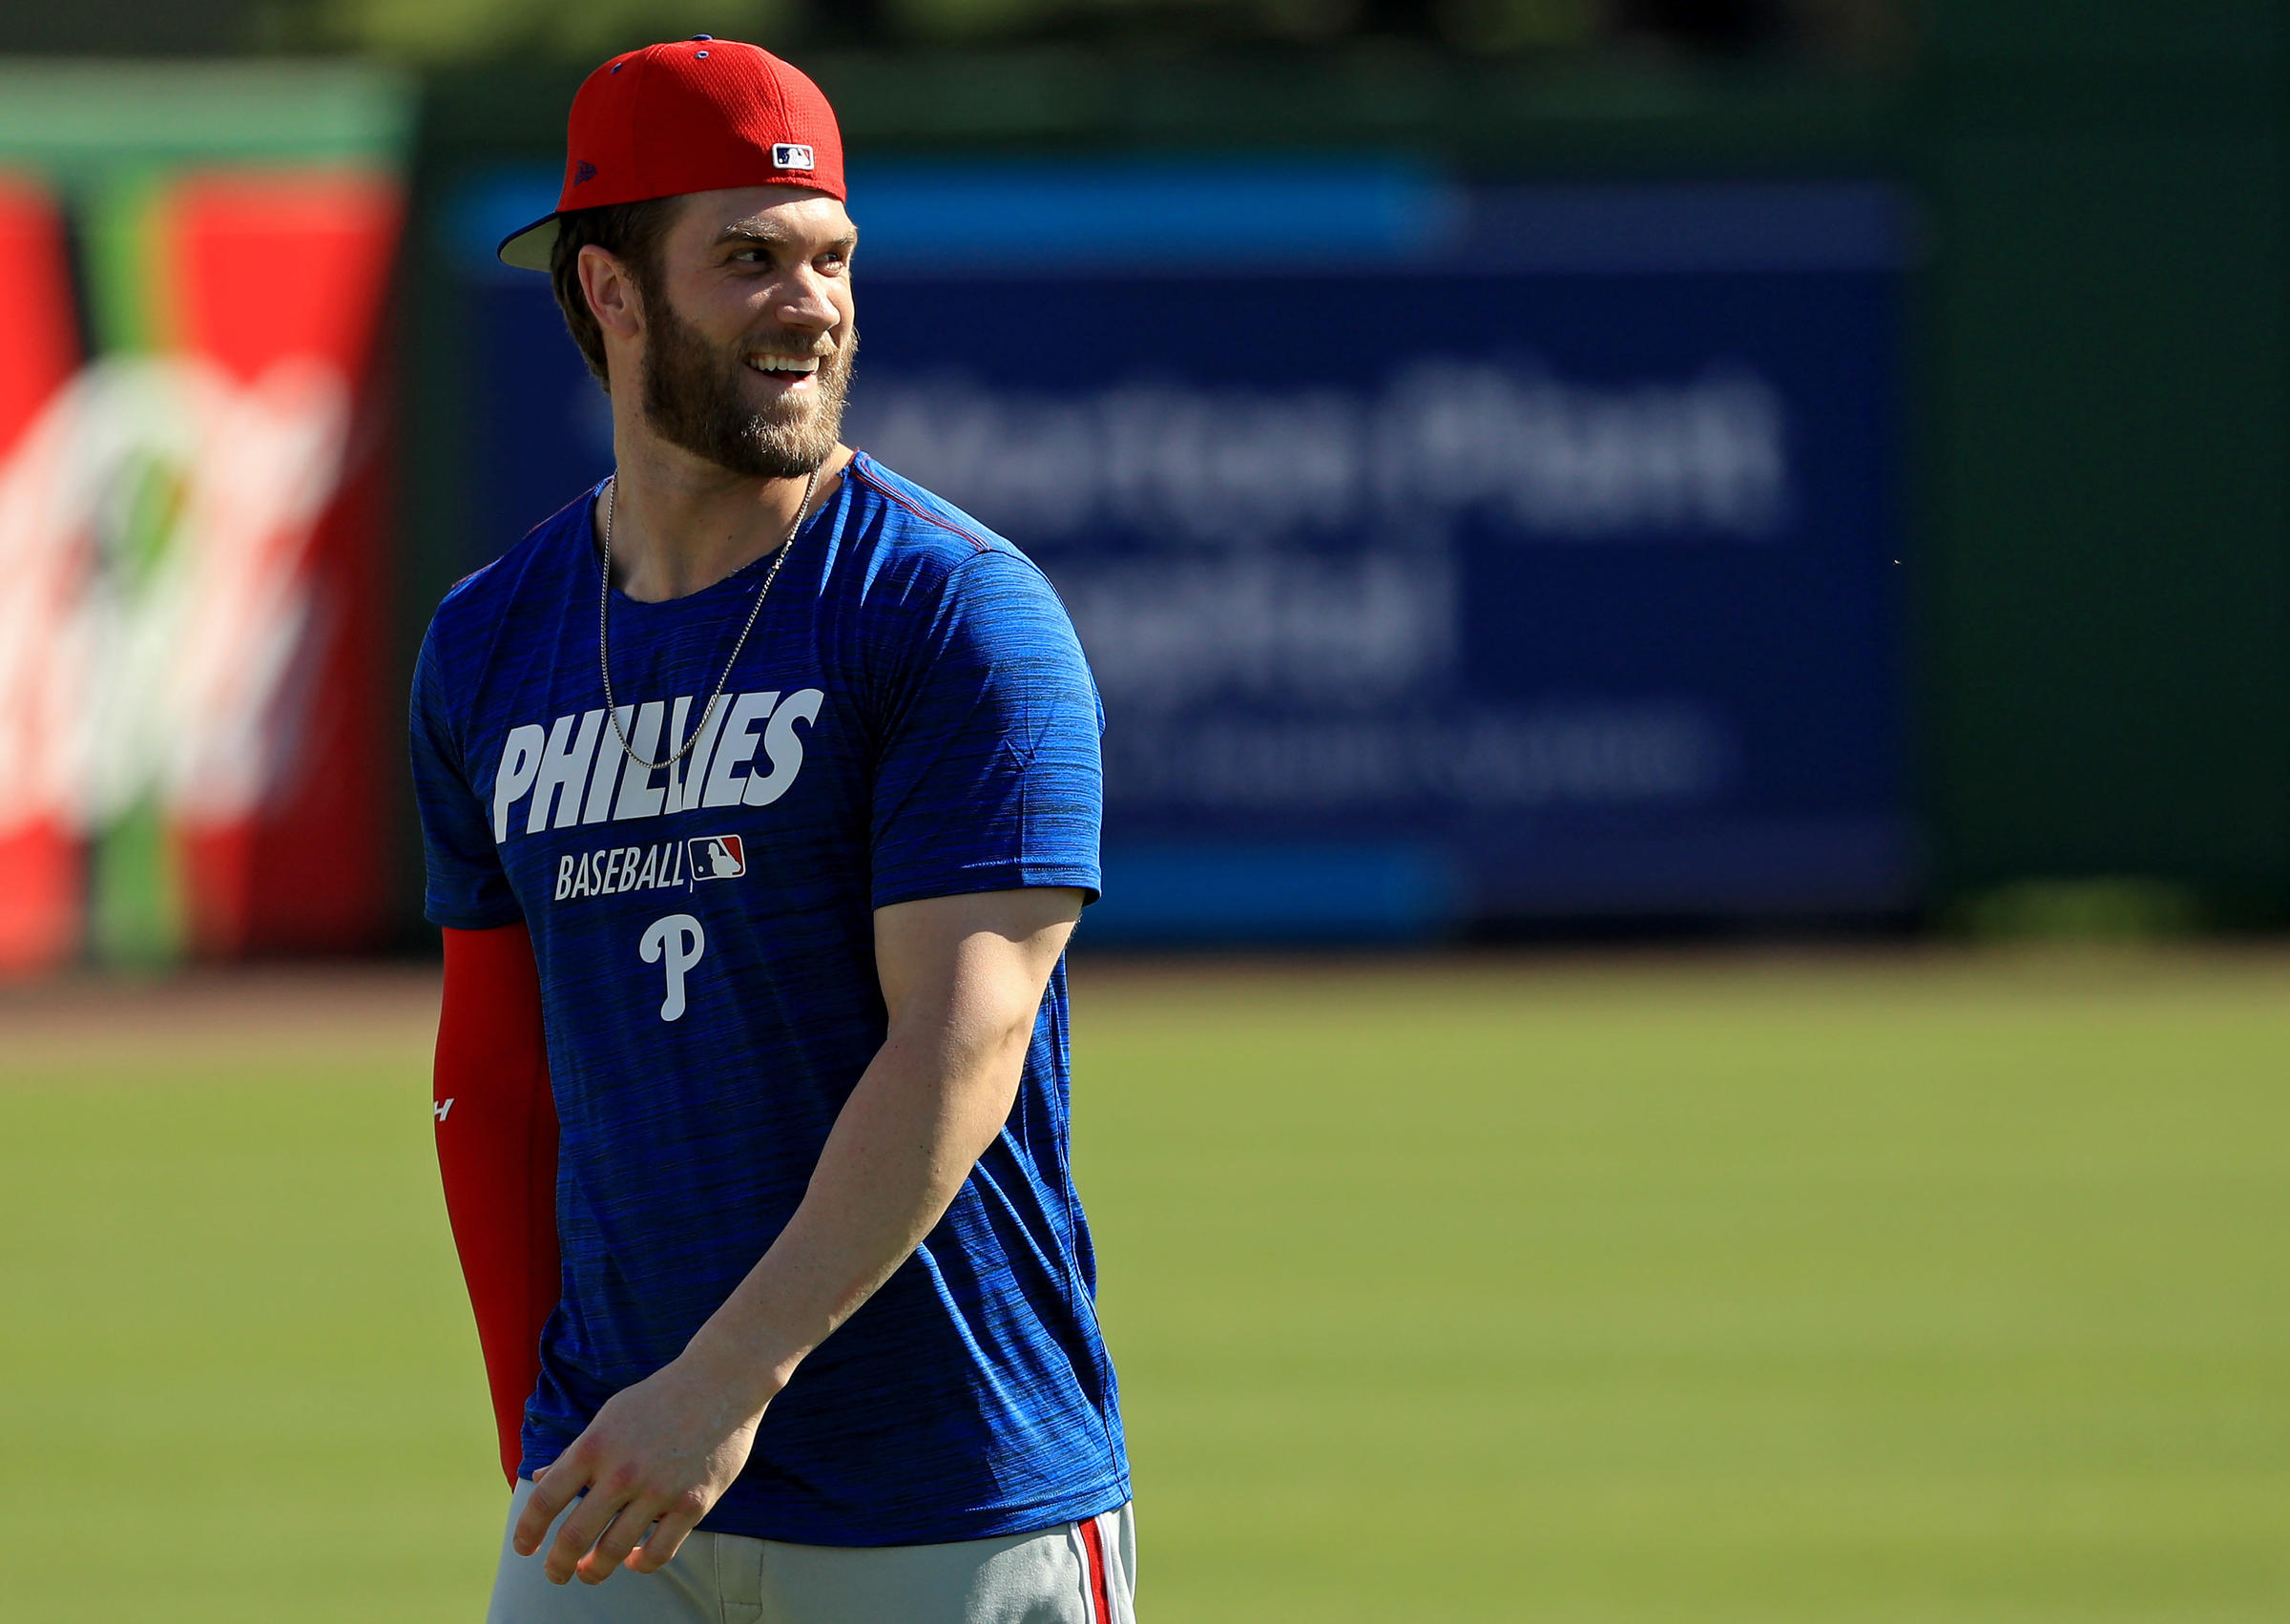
left=746, top=353, right=822, bottom=384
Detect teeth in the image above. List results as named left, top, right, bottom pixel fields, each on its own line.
left=749, top=354, right=820, bottom=375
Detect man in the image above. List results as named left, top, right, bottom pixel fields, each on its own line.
left=410, top=37, right=1134, bottom=1623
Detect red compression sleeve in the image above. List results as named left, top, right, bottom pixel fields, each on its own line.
left=434, top=923, right=560, bottom=1485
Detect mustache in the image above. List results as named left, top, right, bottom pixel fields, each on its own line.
left=738, top=331, right=843, bottom=360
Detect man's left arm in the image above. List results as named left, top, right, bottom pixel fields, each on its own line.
left=510, top=884, right=1086, bottom=1586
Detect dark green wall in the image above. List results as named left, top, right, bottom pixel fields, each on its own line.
left=1923, top=1, right=2290, bottom=909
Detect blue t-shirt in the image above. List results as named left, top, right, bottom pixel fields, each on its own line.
left=409, top=452, right=1126, bottom=1546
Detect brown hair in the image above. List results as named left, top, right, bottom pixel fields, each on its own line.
left=548, top=197, right=681, bottom=390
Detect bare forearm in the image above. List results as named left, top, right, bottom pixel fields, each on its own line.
left=679, top=1014, right=1030, bottom=1410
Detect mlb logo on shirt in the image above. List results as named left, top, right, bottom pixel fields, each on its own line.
left=771, top=143, right=814, bottom=172
left=690, top=835, right=747, bottom=882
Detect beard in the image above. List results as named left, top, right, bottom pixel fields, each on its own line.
left=637, top=286, right=855, bottom=479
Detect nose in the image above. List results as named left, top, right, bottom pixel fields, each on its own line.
left=775, top=265, right=840, bottom=336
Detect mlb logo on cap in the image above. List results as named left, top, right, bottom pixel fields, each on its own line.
left=772, top=143, right=815, bottom=172
left=691, top=835, right=747, bottom=882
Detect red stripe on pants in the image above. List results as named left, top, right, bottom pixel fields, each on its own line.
left=1078, top=1514, right=1114, bottom=1623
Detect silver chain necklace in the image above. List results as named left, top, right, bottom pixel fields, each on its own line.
left=597, top=465, right=821, bottom=773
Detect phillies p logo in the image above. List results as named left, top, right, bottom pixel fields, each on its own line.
left=640, top=913, right=707, bottom=1022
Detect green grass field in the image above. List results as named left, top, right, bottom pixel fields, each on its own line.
left=3, top=949, right=2287, bottom=1621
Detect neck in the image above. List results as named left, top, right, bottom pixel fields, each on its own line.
left=600, top=424, right=852, bottom=604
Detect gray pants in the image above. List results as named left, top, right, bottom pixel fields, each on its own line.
left=488, top=1479, right=1137, bottom=1624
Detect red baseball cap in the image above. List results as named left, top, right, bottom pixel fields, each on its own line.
left=497, top=36, right=845, bottom=271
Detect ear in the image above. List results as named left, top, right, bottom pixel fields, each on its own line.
left=578, top=244, right=644, bottom=342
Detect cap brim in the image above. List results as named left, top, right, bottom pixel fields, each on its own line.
left=497, top=213, right=560, bottom=272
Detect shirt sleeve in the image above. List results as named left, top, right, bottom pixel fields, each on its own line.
left=870, top=549, right=1104, bottom=911
left=410, top=624, right=526, bottom=930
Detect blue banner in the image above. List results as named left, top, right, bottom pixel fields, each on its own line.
left=446, top=164, right=1912, bottom=937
